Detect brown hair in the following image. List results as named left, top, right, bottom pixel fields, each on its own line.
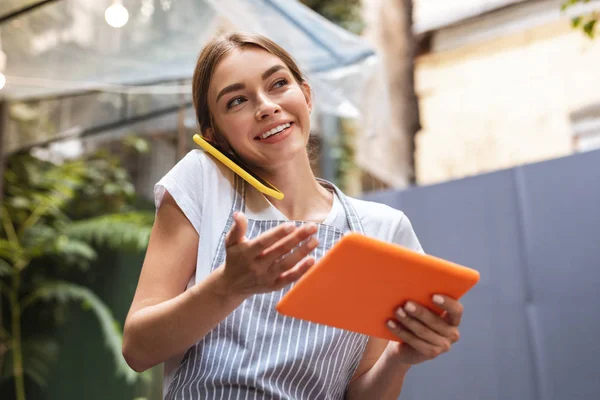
left=192, top=32, right=308, bottom=138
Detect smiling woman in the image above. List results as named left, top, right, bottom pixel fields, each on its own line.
left=122, top=32, right=467, bottom=400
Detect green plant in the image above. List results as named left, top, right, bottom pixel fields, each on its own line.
left=301, top=0, right=364, bottom=34
left=562, top=0, right=598, bottom=38
left=0, top=146, right=154, bottom=400
left=333, top=118, right=358, bottom=193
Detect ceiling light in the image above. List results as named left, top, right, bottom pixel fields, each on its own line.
left=105, top=1, right=129, bottom=28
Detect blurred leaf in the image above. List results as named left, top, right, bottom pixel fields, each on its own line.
left=22, top=281, right=140, bottom=383
left=0, top=258, right=11, bottom=276
left=2, top=337, right=59, bottom=387
left=572, top=16, right=583, bottom=27
left=0, top=239, right=20, bottom=264
left=9, top=197, right=31, bottom=209
left=123, top=135, right=151, bottom=154
left=22, top=225, right=58, bottom=258
left=583, top=19, right=597, bottom=37
left=301, top=0, right=364, bottom=34
left=55, top=238, right=98, bottom=270
left=103, top=183, right=122, bottom=196
left=66, top=212, right=154, bottom=252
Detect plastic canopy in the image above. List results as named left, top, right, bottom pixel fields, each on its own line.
left=1, top=0, right=375, bottom=107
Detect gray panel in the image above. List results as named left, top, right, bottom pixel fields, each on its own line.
left=517, top=150, right=600, bottom=301
left=399, top=293, right=537, bottom=400
left=527, top=302, right=600, bottom=400
left=361, top=149, right=600, bottom=400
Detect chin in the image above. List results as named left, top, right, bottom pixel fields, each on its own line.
left=263, top=143, right=307, bottom=168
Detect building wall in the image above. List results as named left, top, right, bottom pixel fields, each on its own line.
left=414, top=16, right=600, bottom=185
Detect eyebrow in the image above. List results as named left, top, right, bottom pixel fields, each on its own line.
left=216, top=65, right=287, bottom=103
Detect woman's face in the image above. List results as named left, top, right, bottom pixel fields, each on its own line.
left=207, top=47, right=312, bottom=170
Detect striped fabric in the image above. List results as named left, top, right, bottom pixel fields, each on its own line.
left=165, top=175, right=369, bottom=399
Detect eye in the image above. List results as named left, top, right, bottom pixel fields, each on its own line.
left=227, top=97, right=246, bottom=109
left=272, top=78, right=288, bottom=89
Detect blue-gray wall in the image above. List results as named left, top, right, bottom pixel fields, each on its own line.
left=363, top=149, right=600, bottom=400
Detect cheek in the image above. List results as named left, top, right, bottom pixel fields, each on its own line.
left=282, top=89, right=310, bottom=119
left=219, top=112, right=254, bottom=142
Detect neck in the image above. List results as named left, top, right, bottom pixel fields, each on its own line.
left=257, top=153, right=333, bottom=222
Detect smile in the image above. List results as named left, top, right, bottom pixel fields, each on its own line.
left=255, top=122, right=292, bottom=140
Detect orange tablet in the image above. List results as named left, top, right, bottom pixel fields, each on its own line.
left=276, top=233, right=480, bottom=342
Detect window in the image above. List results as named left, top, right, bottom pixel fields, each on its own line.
left=570, top=104, right=600, bottom=153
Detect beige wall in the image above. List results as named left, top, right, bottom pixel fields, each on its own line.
left=414, top=20, right=600, bottom=185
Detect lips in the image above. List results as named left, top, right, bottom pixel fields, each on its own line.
left=254, top=121, right=294, bottom=140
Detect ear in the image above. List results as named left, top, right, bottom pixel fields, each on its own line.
left=300, top=82, right=313, bottom=113
left=204, top=127, right=233, bottom=153
left=204, top=127, right=217, bottom=142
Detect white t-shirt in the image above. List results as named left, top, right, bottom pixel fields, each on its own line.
left=153, top=150, right=424, bottom=393
left=154, top=150, right=424, bottom=286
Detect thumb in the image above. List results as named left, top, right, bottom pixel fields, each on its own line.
left=225, top=212, right=248, bottom=247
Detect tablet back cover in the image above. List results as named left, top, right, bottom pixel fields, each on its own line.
left=276, top=233, right=480, bottom=341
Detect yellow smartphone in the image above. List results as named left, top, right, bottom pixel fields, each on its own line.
left=192, top=134, right=284, bottom=200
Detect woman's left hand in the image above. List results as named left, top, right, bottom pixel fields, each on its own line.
left=385, top=294, right=463, bottom=365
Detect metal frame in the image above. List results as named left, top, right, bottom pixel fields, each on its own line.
left=0, top=0, right=63, bottom=25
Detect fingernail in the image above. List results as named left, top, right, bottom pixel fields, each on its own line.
left=433, top=295, right=445, bottom=305
left=405, top=302, right=416, bottom=313
left=387, top=320, right=397, bottom=329
left=396, top=307, right=407, bottom=318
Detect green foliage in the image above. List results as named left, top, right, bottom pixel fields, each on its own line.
left=2, top=337, right=59, bottom=387
left=300, top=0, right=364, bottom=34
left=0, top=144, right=154, bottom=400
left=66, top=213, right=154, bottom=254
left=21, top=281, right=138, bottom=384
left=562, top=0, right=598, bottom=38
left=330, top=118, right=358, bottom=193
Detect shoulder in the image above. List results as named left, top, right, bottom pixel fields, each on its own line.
left=347, top=196, right=424, bottom=253
left=154, top=150, right=235, bottom=227
left=165, top=149, right=234, bottom=187
left=178, top=149, right=223, bottom=173
left=348, top=196, right=407, bottom=232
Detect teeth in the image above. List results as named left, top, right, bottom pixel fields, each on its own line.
left=260, top=123, right=291, bottom=139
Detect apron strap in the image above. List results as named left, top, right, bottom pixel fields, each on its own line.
left=232, top=174, right=364, bottom=234
left=316, top=178, right=364, bottom=234
left=223, top=174, right=247, bottom=234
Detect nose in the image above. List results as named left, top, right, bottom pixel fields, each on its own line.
left=255, top=93, right=281, bottom=120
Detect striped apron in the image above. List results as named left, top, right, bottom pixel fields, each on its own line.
left=165, top=175, right=369, bottom=399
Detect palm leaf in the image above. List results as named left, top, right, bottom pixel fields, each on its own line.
left=0, top=258, right=11, bottom=277
left=21, top=225, right=59, bottom=259
left=22, top=281, right=140, bottom=383
left=54, top=237, right=97, bottom=270
left=65, top=212, right=154, bottom=252
left=2, top=338, right=59, bottom=386
left=0, top=239, right=21, bottom=265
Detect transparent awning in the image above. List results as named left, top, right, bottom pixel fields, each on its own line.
left=1, top=0, right=375, bottom=101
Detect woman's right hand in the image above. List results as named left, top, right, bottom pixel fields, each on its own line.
left=216, top=211, right=319, bottom=297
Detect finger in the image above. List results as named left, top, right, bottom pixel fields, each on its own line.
left=432, top=294, right=464, bottom=327
left=275, top=256, right=315, bottom=289
left=394, top=306, right=453, bottom=348
left=387, top=320, right=449, bottom=359
left=272, top=235, right=319, bottom=273
left=400, top=301, right=459, bottom=342
left=245, top=222, right=297, bottom=256
left=225, top=212, right=248, bottom=247
left=258, top=223, right=318, bottom=264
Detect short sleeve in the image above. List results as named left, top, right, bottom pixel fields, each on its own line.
left=154, top=150, right=204, bottom=233
left=393, top=213, right=425, bottom=254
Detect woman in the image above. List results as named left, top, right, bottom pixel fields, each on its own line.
left=122, top=32, right=464, bottom=399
